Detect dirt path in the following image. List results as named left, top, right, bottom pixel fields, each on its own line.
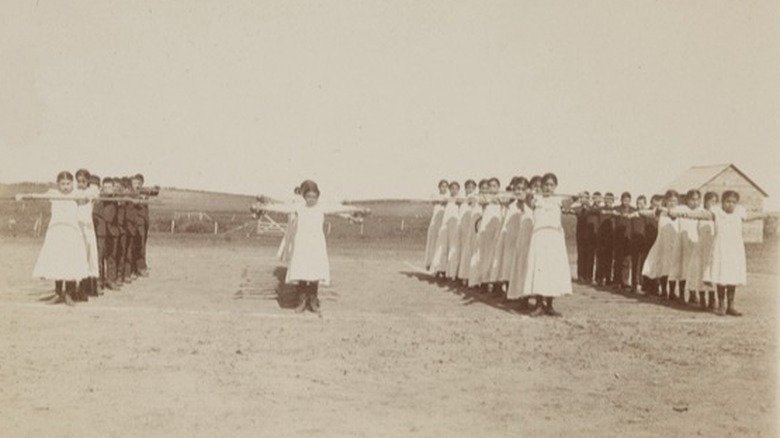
left=0, top=237, right=776, bottom=437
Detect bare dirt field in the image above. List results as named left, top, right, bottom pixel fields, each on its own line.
left=0, top=235, right=777, bottom=437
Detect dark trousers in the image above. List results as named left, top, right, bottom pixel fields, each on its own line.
left=134, top=225, right=147, bottom=272
left=104, top=235, right=119, bottom=285
left=596, top=240, right=613, bottom=284
left=577, top=235, right=595, bottom=282
left=630, top=237, right=647, bottom=290
left=124, top=232, right=136, bottom=278
left=96, top=236, right=106, bottom=286
left=117, top=234, right=127, bottom=281
left=612, top=237, right=631, bottom=287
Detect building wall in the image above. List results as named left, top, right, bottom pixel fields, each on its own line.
left=704, top=167, right=765, bottom=242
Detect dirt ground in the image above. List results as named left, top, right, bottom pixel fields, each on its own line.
left=0, top=235, right=776, bottom=437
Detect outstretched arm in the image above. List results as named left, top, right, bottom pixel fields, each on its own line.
left=669, top=209, right=714, bottom=221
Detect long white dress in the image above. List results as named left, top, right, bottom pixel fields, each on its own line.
left=32, top=190, right=90, bottom=281
left=491, top=202, right=523, bottom=282
left=642, top=213, right=681, bottom=279
left=424, top=197, right=446, bottom=270
left=677, top=206, right=699, bottom=285
left=449, top=200, right=471, bottom=278
left=458, top=199, right=481, bottom=281
left=285, top=204, right=330, bottom=285
left=685, top=213, right=715, bottom=291
left=506, top=205, right=534, bottom=299
left=445, top=201, right=465, bottom=278
left=76, top=186, right=100, bottom=278
left=431, top=197, right=459, bottom=273
left=709, top=205, right=747, bottom=286
left=474, top=201, right=502, bottom=285
left=277, top=199, right=301, bottom=263
left=521, top=196, right=572, bottom=297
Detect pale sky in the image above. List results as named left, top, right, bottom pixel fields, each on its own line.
left=1, top=1, right=779, bottom=208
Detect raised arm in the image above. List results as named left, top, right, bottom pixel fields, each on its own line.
left=669, top=209, right=714, bottom=221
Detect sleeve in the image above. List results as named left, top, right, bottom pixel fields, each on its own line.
left=737, top=205, right=747, bottom=221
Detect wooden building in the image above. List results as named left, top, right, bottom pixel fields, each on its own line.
left=666, top=164, right=768, bottom=242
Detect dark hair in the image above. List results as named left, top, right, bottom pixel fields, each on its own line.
left=89, top=175, right=100, bottom=185
left=478, top=179, right=489, bottom=188
left=664, top=190, right=679, bottom=200
left=704, top=191, right=719, bottom=204
left=449, top=181, right=460, bottom=189
left=293, top=187, right=301, bottom=195
left=722, top=190, right=740, bottom=202
left=488, top=177, right=500, bottom=187
left=514, top=177, right=529, bottom=188
left=75, top=169, right=90, bottom=180
left=621, top=191, right=631, bottom=200
left=604, top=192, right=615, bottom=198
left=102, top=177, right=114, bottom=184
left=529, top=175, right=542, bottom=186
left=636, top=195, right=647, bottom=202
left=57, top=171, right=74, bottom=182
left=542, top=173, right=558, bottom=186
left=651, top=194, right=664, bottom=202
left=685, top=189, right=701, bottom=201
left=301, top=180, right=320, bottom=197
left=582, top=190, right=590, bottom=196
left=438, top=179, right=449, bottom=188
left=121, top=177, right=132, bottom=188
left=464, top=179, right=477, bottom=188
left=592, top=191, right=602, bottom=197
left=132, top=173, right=145, bottom=183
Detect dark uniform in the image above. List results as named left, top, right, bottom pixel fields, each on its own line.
left=124, top=199, right=139, bottom=280
left=584, top=206, right=600, bottom=283
left=629, top=211, right=646, bottom=293
left=612, top=205, right=636, bottom=289
left=116, top=200, right=128, bottom=284
left=595, top=206, right=615, bottom=285
left=642, top=212, right=659, bottom=294
left=134, top=199, right=149, bottom=275
left=93, top=200, right=107, bottom=289
left=575, top=207, right=591, bottom=282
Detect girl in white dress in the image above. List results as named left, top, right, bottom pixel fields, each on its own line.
left=522, top=173, right=572, bottom=316
left=684, top=192, right=718, bottom=310
left=431, top=181, right=461, bottom=277
left=475, top=177, right=503, bottom=292
left=260, top=181, right=367, bottom=314
left=276, top=186, right=302, bottom=263
left=675, top=190, right=701, bottom=304
left=506, top=180, right=535, bottom=302
left=454, top=180, right=477, bottom=282
left=492, top=177, right=528, bottom=293
left=641, top=190, right=683, bottom=300
left=424, top=180, right=449, bottom=271
left=671, top=190, right=763, bottom=316
left=444, top=182, right=465, bottom=279
left=460, top=180, right=486, bottom=285
left=75, top=169, right=101, bottom=300
left=20, top=171, right=90, bottom=306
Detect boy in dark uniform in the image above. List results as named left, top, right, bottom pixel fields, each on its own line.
left=572, top=191, right=592, bottom=283
left=121, top=177, right=138, bottom=283
left=131, top=174, right=150, bottom=277
left=595, top=192, right=615, bottom=286
left=584, top=192, right=602, bottom=284
left=100, top=178, right=120, bottom=290
left=629, top=195, right=648, bottom=294
left=90, top=175, right=106, bottom=294
left=115, top=178, right=130, bottom=286
left=612, top=192, right=636, bottom=291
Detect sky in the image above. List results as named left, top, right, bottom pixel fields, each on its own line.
left=1, top=0, right=779, bottom=208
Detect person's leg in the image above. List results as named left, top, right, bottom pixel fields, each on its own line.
left=725, top=285, right=741, bottom=316
left=708, top=288, right=716, bottom=310
left=295, top=282, right=308, bottom=313
left=716, top=285, right=726, bottom=316
left=64, top=281, right=76, bottom=306
left=543, top=297, right=561, bottom=317
left=698, top=291, right=706, bottom=309
left=309, top=281, right=321, bottom=313
left=529, top=295, right=545, bottom=317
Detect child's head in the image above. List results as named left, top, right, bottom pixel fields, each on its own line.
left=685, top=189, right=701, bottom=209
left=102, top=177, right=115, bottom=194
left=56, top=171, right=74, bottom=194
left=131, top=174, right=144, bottom=191
left=636, top=195, right=647, bottom=210
left=650, top=194, right=663, bottom=208
left=604, top=192, right=615, bottom=207
left=75, top=169, right=91, bottom=190
left=541, top=173, right=557, bottom=196
left=513, top=177, right=529, bottom=196
left=664, top=190, right=679, bottom=208
left=703, top=191, right=719, bottom=209
left=121, top=177, right=132, bottom=191
left=529, top=175, right=542, bottom=193
left=464, top=179, right=477, bottom=194
left=721, top=190, right=739, bottom=213
left=592, top=191, right=603, bottom=205
left=488, top=177, right=500, bottom=194
left=578, top=191, right=591, bottom=206
left=294, top=186, right=302, bottom=196
left=478, top=179, right=489, bottom=194
left=438, top=179, right=449, bottom=194
left=448, top=181, right=460, bottom=196
left=301, top=180, right=320, bottom=207
left=89, top=175, right=100, bottom=188
left=620, top=191, right=632, bottom=207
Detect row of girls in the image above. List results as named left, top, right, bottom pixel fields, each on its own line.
left=22, top=170, right=151, bottom=305
left=424, top=174, right=572, bottom=317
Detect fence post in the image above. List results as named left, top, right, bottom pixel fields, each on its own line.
left=171, top=219, right=175, bottom=233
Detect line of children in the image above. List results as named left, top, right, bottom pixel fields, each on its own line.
left=21, top=170, right=154, bottom=305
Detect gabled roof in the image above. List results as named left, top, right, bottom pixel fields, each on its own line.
left=666, top=164, right=768, bottom=197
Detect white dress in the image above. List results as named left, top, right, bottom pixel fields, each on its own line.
left=491, top=202, right=523, bottom=282
left=506, top=206, right=535, bottom=299
left=277, top=199, right=301, bottom=263
left=709, top=205, right=747, bottom=286
left=32, top=190, right=90, bottom=281
left=76, top=186, right=100, bottom=278
left=424, top=198, right=446, bottom=270
left=458, top=200, right=481, bottom=281
left=685, top=214, right=715, bottom=291
left=450, top=200, right=471, bottom=278
left=642, top=213, right=681, bottom=280
left=677, top=206, right=699, bottom=286
left=475, top=201, right=502, bottom=285
left=445, top=201, right=465, bottom=278
left=521, top=196, right=572, bottom=297
left=431, top=198, right=459, bottom=274
left=285, top=204, right=330, bottom=285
